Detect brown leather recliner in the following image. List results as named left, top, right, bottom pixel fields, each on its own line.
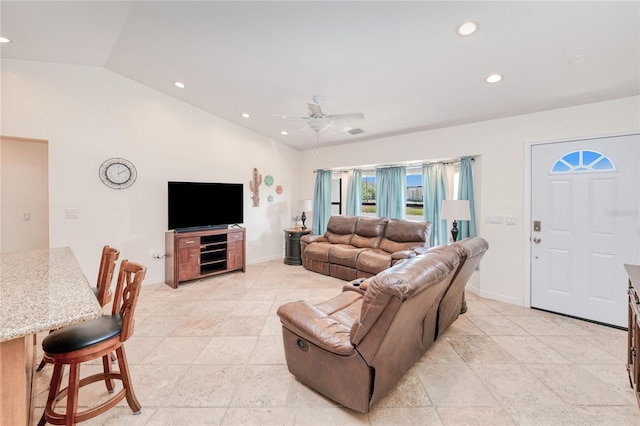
left=430, top=237, right=489, bottom=336
left=277, top=237, right=489, bottom=413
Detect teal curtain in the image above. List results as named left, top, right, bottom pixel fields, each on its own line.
left=457, top=157, right=477, bottom=239
left=312, top=170, right=332, bottom=235
left=345, top=169, right=362, bottom=216
left=423, top=162, right=447, bottom=246
left=376, top=166, right=406, bottom=219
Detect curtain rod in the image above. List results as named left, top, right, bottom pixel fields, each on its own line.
left=313, top=155, right=477, bottom=173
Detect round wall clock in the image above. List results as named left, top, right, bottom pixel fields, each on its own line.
left=99, top=158, right=137, bottom=189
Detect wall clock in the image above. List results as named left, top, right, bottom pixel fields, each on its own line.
left=99, top=158, right=137, bottom=189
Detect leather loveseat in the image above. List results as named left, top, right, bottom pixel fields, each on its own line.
left=300, top=215, right=431, bottom=281
left=277, top=237, right=488, bottom=413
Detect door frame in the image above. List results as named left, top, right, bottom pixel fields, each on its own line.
left=523, top=131, right=638, bottom=309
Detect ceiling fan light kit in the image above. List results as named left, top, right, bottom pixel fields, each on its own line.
left=307, top=118, right=332, bottom=133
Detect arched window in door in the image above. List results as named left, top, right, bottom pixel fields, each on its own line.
left=550, top=150, right=615, bottom=173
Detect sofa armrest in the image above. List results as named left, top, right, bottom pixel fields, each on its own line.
left=301, top=234, right=328, bottom=244
left=391, top=249, right=418, bottom=260
left=276, top=301, right=355, bottom=355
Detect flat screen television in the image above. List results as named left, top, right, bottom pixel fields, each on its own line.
left=168, top=181, right=244, bottom=231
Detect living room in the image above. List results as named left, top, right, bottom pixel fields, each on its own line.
left=1, top=1, right=639, bottom=425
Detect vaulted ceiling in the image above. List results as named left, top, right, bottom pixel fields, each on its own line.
left=1, top=1, right=638, bottom=150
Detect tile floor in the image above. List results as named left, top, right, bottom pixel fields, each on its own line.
left=33, top=260, right=640, bottom=425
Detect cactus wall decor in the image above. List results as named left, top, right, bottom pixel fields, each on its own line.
left=250, top=167, right=262, bottom=207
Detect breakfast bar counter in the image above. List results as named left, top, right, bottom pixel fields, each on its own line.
left=0, top=247, right=102, bottom=425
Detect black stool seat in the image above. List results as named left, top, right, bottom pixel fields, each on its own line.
left=43, top=315, right=123, bottom=354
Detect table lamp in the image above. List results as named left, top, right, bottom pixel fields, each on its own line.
left=441, top=200, right=471, bottom=242
left=297, top=199, right=312, bottom=229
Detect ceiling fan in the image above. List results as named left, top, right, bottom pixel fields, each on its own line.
left=274, top=95, right=365, bottom=133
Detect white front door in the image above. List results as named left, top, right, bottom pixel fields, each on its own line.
left=531, top=134, right=640, bottom=327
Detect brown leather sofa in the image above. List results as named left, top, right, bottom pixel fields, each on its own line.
left=300, top=215, right=432, bottom=281
left=277, top=237, right=488, bottom=413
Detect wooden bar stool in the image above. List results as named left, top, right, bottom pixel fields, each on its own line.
left=93, top=245, right=120, bottom=307
left=37, top=246, right=120, bottom=372
left=38, top=259, right=146, bottom=425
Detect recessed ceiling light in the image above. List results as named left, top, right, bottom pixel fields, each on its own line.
left=485, top=74, right=503, bottom=84
left=0, top=37, right=12, bottom=43
left=280, top=131, right=288, bottom=136
left=241, top=113, right=250, bottom=119
left=173, top=81, right=185, bottom=89
left=457, top=21, right=478, bottom=36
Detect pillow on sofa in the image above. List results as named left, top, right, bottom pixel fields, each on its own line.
left=350, top=217, right=388, bottom=248
left=325, top=215, right=358, bottom=245
left=379, top=219, right=431, bottom=253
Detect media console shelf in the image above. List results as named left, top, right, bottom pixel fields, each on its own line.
left=165, top=227, right=246, bottom=288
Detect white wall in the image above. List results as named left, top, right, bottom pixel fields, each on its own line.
left=300, top=96, right=640, bottom=306
left=0, top=136, right=49, bottom=252
left=1, top=59, right=302, bottom=284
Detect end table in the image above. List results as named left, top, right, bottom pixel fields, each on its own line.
left=284, top=228, right=312, bottom=265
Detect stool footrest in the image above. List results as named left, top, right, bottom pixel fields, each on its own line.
left=42, top=347, right=141, bottom=425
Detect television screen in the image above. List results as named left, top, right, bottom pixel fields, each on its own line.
left=168, top=181, right=244, bottom=231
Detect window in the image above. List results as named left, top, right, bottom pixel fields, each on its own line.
left=331, top=177, right=342, bottom=215
left=551, top=150, right=614, bottom=173
left=406, top=172, right=423, bottom=220
left=361, top=174, right=376, bottom=216
left=359, top=170, right=425, bottom=219
left=355, top=162, right=462, bottom=219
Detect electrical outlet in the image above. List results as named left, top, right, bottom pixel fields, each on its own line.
left=23, top=212, right=31, bottom=221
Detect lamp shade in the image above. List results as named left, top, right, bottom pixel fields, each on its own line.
left=441, top=200, right=471, bottom=220
left=297, top=199, right=312, bottom=212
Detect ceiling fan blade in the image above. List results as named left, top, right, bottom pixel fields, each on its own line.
left=327, top=112, right=365, bottom=121
left=272, top=115, right=309, bottom=120
left=307, top=102, right=324, bottom=117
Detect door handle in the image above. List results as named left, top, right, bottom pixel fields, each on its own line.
left=533, top=237, right=542, bottom=244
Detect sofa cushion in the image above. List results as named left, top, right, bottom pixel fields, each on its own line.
left=379, top=219, right=430, bottom=253
left=325, top=215, right=358, bottom=245
left=328, top=245, right=364, bottom=268
left=303, top=241, right=334, bottom=262
left=355, top=249, right=392, bottom=275
left=351, top=217, right=388, bottom=248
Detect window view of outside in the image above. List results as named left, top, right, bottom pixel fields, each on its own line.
left=361, top=174, right=424, bottom=220
left=406, top=174, right=423, bottom=220
left=362, top=176, right=376, bottom=215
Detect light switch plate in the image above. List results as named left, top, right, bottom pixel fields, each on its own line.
left=485, top=215, right=504, bottom=224
left=65, top=208, right=79, bottom=219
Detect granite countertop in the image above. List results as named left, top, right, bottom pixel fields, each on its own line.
left=0, top=247, right=102, bottom=342
left=626, top=264, right=640, bottom=288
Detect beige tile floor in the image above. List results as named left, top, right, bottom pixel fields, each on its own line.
left=33, top=260, right=640, bottom=425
